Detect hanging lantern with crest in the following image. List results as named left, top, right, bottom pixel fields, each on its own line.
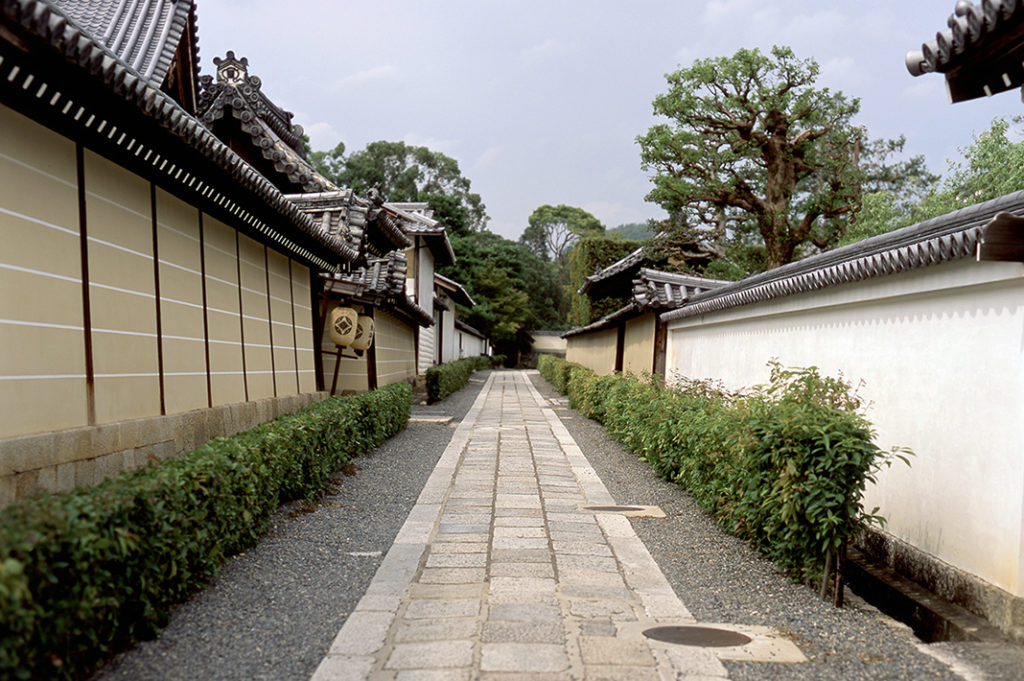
left=328, top=306, right=358, bottom=346
left=352, top=315, right=375, bottom=351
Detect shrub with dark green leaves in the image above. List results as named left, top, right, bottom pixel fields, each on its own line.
left=425, top=355, right=493, bottom=403
left=537, top=354, right=583, bottom=395
left=0, top=382, right=410, bottom=681
left=537, top=356, right=909, bottom=586
left=537, top=354, right=560, bottom=387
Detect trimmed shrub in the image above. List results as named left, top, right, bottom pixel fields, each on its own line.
left=425, top=355, right=493, bottom=404
left=537, top=354, right=583, bottom=395
left=0, top=382, right=411, bottom=681
left=536, top=356, right=909, bottom=586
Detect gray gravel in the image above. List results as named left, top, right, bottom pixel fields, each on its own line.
left=92, top=370, right=1007, bottom=681
left=92, top=376, right=486, bottom=681
left=526, top=373, right=965, bottom=681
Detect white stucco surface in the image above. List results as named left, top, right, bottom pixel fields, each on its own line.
left=666, top=259, right=1024, bottom=597
left=457, top=329, right=487, bottom=358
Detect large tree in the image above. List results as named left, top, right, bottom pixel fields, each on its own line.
left=520, top=204, right=604, bottom=262
left=639, top=46, right=870, bottom=270
left=441, top=230, right=567, bottom=332
left=310, top=140, right=487, bottom=234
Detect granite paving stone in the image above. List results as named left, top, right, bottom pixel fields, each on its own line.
left=404, top=599, right=481, bottom=619
left=307, top=371, right=721, bottom=680
left=385, top=641, right=474, bottom=669
left=290, top=371, right=978, bottom=681
left=393, top=618, right=481, bottom=643
left=480, top=643, right=569, bottom=673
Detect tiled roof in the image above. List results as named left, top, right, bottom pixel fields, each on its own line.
left=563, top=269, right=724, bottom=338
left=52, top=0, right=192, bottom=86
left=284, top=190, right=365, bottom=262
left=321, top=251, right=433, bottom=327
left=198, top=52, right=334, bottom=193
left=578, top=248, right=644, bottom=295
left=662, top=189, right=1024, bottom=323
left=905, top=1, right=1024, bottom=101
left=455, top=318, right=487, bottom=339
left=285, top=190, right=415, bottom=263
left=561, top=303, right=639, bottom=338
left=0, top=0, right=355, bottom=269
left=435, top=273, right=475, bottom=307
left=388, top=202, right=456, bottom=265
left=632, top=269, right=727, bottom=309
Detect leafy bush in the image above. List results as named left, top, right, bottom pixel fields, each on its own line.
left=0, top=382, right=411, bottom=681
left=425, top=355, right=494, bottom=403
left=537, top=356, right=909, bottom=585
left=537, top=354, right=583, bottom=394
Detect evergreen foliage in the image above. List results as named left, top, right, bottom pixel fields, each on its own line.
left=0, top=383, right=411, bottom=681
left=639, top=45, right=932, bottom=272
left=608, top=222, right=654, bottom=241
left=842, top=117, right=1024, bottom=246
left=567, top=237, right=642, bottom=327
left=540, top=356, right=910, bottom=587
left=424, top=355, right=501, bottom=403
left=310, top=140, right=487, bottom=234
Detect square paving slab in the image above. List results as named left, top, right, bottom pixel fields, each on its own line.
left=311, top=371, right=804, bottom=681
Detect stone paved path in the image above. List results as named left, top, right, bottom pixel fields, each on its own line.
left=310, top=371, right=782, bottom=680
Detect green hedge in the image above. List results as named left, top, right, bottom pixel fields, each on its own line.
left=540, top=356, right=909, bottom=585
left=0, top=382, right=411, bottom=681
left=537, top=354, right=584, bottom=394
left=425, top=355, right=502, bottom=404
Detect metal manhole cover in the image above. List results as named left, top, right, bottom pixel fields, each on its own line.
left=642, top=626, right=753, bottom=648
left=583, top=505, right=645, bottom=512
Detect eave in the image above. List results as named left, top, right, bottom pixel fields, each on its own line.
left=0, top=1, right=355, bottom=270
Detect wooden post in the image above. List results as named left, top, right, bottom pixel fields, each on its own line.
left=615, top=324, right=625, bottom=373
left=329, top=346, right=343, bottom=395
left=833, top=542, right=846, bottom=608
left=367, top=338, right=378, bottom=391
left=820, top=550, right=833, bottom=602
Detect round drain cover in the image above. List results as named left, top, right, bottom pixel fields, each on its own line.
left=642, top=626, right=752, bottom=647
left=583, top=505, right=645, bottom=512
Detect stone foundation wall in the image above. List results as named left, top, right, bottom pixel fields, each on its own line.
left=0, top=391, right=330, bottom=508
left=859, top=529, right=1024, bottom=644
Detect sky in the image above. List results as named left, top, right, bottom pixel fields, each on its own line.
left=196, top=0, right=1024, bottom=241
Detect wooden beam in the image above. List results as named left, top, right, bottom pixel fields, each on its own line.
left=615, top=324, right=625, bottom=374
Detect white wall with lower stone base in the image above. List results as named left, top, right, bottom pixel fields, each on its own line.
left=666, top=258, right=1024, bottom=612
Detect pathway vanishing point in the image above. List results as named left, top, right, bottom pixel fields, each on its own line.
left=311, top=370, right=803, bottom=681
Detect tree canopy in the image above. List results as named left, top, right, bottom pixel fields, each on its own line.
left=607, top=222, right=655, bottom=241
left=310, top=140, right=487, bottom=234
left=520, top=204, right=605, bottom=262
left=842, top=116, right=1024, bottom=246
left=444, top=231, right=565, bottom=326
left=638, top=45, right=919, bottom=272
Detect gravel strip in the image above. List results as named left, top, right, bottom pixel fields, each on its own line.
left=92, top=375, right=488, bottom=681
left=526, top=372, right=963, bottom=681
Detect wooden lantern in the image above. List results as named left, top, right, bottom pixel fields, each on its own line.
left=329, top=306, right=358, bottom=346
left=352, top=315, right=375, bottom=351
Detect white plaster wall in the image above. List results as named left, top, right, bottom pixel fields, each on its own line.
left=440, top=296, right=457, bottom=363
left=418, top=323, right=435, bottom=376
left=532, top=334, right=567, bottom=353
left=415, top=240, right=435, bottom=375
left=457, top=330, right=486, bottom=358
left=666, top=259, right=1024, bottom=597
left=566, top=328, right=618, bottom=375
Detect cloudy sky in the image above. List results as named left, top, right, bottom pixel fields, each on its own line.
left=197, top=1, right=1022, bottom=240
